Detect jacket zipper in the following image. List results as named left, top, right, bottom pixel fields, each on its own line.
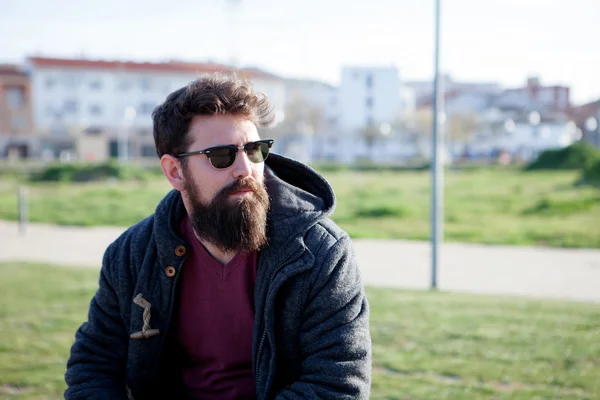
left=255, top=250, right=305, bottom=399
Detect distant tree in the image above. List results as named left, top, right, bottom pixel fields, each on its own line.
left=447, top=113, right=479, bottom=142
left=359, top=123, right=380, bottom=160
left=359, top=122, right=394, bottom=161
left=404, top=109, right=480, bottom=142
left=411, top=108, right=434, bottom=137
left=268, top=96, right=323, bottom=140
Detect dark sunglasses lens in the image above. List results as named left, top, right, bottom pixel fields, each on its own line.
left=208, top=147, right=235, bottom=169
left=245, top=141, right=270, bottom=163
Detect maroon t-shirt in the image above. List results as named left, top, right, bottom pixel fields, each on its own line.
left=177, top=216, right=257, bottom=400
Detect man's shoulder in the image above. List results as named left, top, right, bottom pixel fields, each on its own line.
left=303, top=217, right=351, bottom=256
left=299, top=218, right=362, bottom=295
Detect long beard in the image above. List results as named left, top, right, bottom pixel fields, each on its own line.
left=184, top=176, right=270, bottom=253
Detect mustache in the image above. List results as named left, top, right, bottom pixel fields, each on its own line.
left=219, top=177, right=263, bottom=197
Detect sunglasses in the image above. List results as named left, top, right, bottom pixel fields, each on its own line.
left=175, top=139, right=274, bottom=169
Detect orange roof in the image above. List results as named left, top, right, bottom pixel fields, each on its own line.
left=0, top=64, right=27, bottom=77
left=566, top=99, right=600, bottom=122
left=26, top=57, right=280, bottom=80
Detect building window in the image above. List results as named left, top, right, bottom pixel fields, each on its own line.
left=84, top=126, right=103, bottom=135
left=139, top=102, right=156, bottom=115
left=64, top=99, right=78, bottom=114
left=141, top=145, right=157, bottom=158
left=89, top=80, right=103, bottom=90
left=366, top=97, right=373, bottom=108
left=89, top=104, right=103, bottom=116
left=11, top=116, right=27, bottom=130
left=62, top=74, right=79, bottom=88
left=366, top=74, right=373, bottom=88
left=139, top=77, right=152, bottom=91
left=50, top=127, right=68, bottom=137
left=119, top=79, right=132, bottom=91
left=5, top=87, right=25, bottom=108
left=46, top=77, right=56, bottom=89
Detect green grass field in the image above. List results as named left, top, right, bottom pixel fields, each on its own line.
left=1, top=263, right=599, bottom=399
left=0, top=167, right=599, bottom=248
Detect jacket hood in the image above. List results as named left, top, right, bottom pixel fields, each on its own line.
left=262, top=153, right=336, bottom=245
left=152, top=153, right=336, bottom=256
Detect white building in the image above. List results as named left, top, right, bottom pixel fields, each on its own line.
left=494, top=77, right=570, bottom=113
left=331, top=66, right=416, bottom=163
left=406, top=74, right=502, bottom=107
left=464, top=117, right=580, bottom=162
left=24, top=57, right=285, bottom=160
left=278, top=78, right=340, bottom=162
left=283, top=78, right=339, bottom=129
left=338, top=66, right=403, bottom=131
left=444, top=92, right=493, bottom=116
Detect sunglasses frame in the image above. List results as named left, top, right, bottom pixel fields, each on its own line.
left=174, top=139, right=275, bottom=169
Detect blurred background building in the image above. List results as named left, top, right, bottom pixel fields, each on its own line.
left=0, top=55, right=596, bottom=166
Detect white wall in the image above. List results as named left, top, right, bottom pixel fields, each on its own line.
left=400, top=86, right=416, bottom=116
left=28, top=65, right=285, bottom=135
left=496, top=122, right=578, bottom=154
left=493, top=87, right=569, bottom=112
left=339, top=66, right=402, bottom=131
left=494, top=91, right=532, bottom=110
left=30, top=68, right=191, bottom=133
left=312, top=131, right=423, bottom=164
left=250, top=78, right=286, bottom=121
left=283, top=79, right=339, bottom=130
left=406, top=76, right=502, bottom=103
left=445, top=93, right=490, bottom=115
left=467, top=121, right=579, bottom=160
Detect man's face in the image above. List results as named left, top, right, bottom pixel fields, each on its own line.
left=180, top=114, right=270, bottom=252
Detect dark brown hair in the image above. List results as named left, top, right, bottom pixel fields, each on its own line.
left=152, top=73, right=274, bottom=158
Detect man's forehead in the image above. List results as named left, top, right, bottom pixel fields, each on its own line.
left=189, top=115, right=258, bottom=143
left=190, top=114, right=254, bottom=128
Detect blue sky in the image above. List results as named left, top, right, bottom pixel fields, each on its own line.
left=1, top=0, right=598, bottom=103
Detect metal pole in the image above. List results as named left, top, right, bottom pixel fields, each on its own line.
left=121, top=106, right=136, bottom=163
left=431, top=0, right=444, bottom=290
left=18, top=185, right=28, bottom=235
left=119, top=125, right=128, bottom=163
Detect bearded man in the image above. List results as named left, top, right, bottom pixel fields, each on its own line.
left=65, top=74, right=371, bottom=400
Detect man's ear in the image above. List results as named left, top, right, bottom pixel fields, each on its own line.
left=160, top=155, right=185, bottom=191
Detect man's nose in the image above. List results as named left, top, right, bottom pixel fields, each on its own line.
left=231, top=149, right=253, bottom=179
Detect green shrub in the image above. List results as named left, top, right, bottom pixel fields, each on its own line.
left=31, top=161, right=149, bottom=183
left=311, top=163, right=350, bottom=173
left=525, top=143, right=600, bottom=171
left=523, top=196, right=600, bottom=216
left=354, top=204, right=412, bottom=219
left=34, top=164, right=78, bottom=182
left=352, top=163, right=430, bottom=172
left=581, top=159, right=600, bottom=186
left=312, top=162, right=430, bottom=174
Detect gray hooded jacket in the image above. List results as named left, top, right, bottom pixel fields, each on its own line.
left=64, top=153, right=372, bottom=399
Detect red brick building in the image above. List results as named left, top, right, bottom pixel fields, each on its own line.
left=0, top=65, right=34, bottom=158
